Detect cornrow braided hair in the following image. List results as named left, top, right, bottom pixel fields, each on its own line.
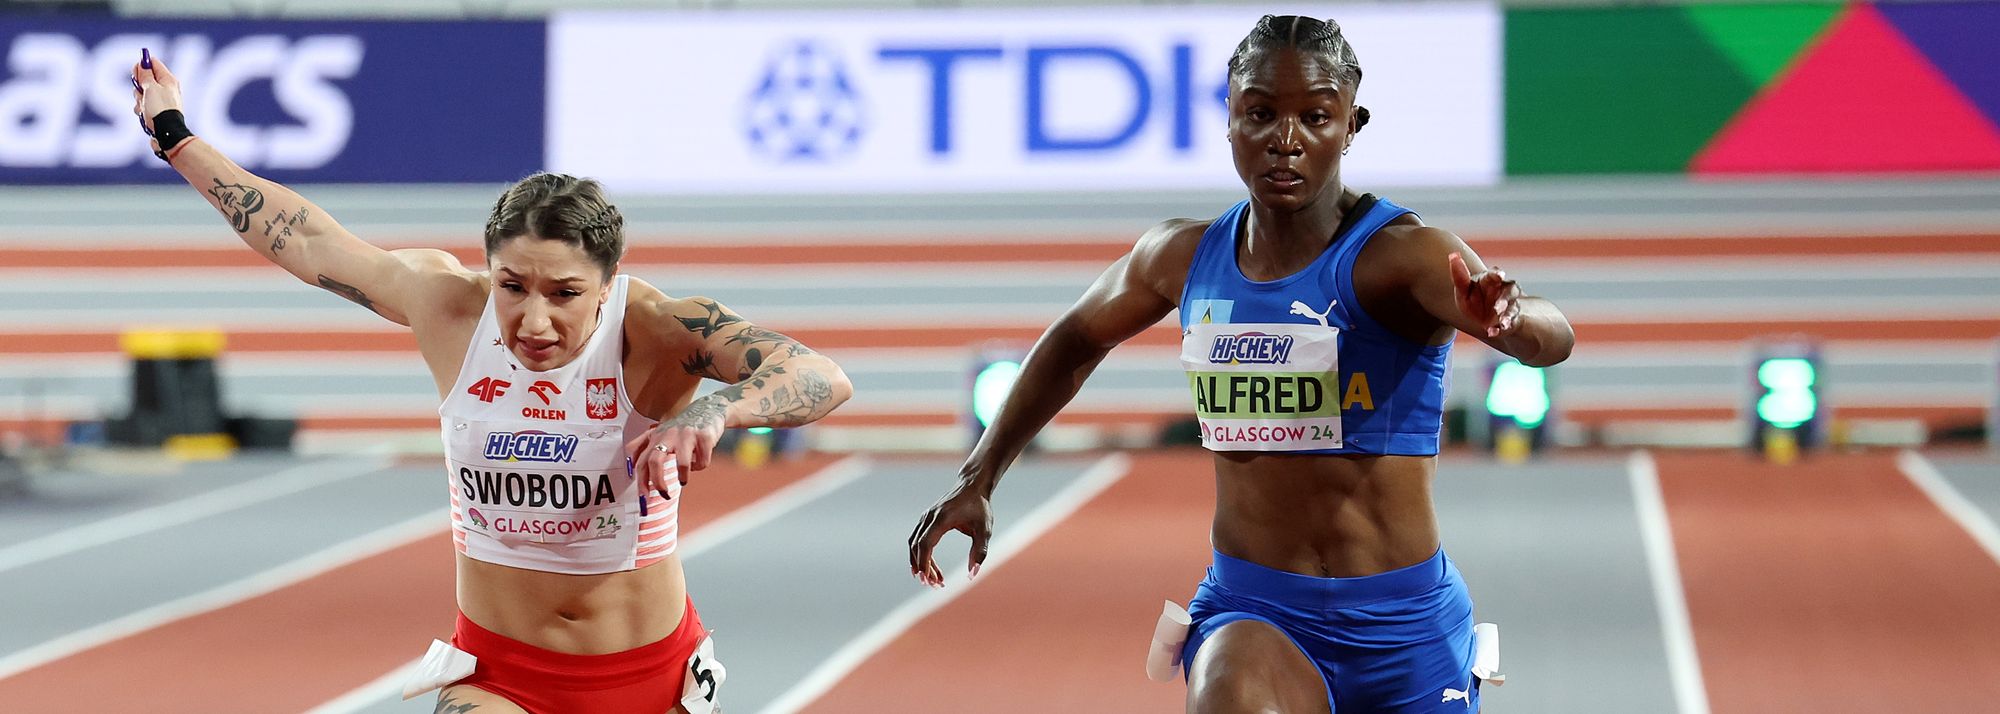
left=578, top=205, right=623, bottom=234
left=1228, top=15, right=1370, bottom=130
left=483, top=173, right=627, bottom=278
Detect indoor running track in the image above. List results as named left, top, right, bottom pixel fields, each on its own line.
left=1, top=447, right=1996, bottom=713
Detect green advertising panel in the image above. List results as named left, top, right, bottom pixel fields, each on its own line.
left=1506, top=3, right=1844, bottom=175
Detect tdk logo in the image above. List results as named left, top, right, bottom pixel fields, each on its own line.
left=879, top=41, right=1226, bottom=155
left=744, top=37, right=1226, bottom=161
left=484, top=431, right=580, bottom=463
left=0, top=33, right=362, bottom=169
left=745, top=40, right=864, bottom=161
left=1210, top=333, right=1294, bottom=364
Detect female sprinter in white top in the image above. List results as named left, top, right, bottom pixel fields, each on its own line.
left=130, top=50, right=852, bottom=714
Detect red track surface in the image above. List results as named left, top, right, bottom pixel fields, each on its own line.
left=808, top=450, right=1213, bottom=713
left=1655, top=451, right=2000, bottom=713
left=0, top=454, right=842, bottom=713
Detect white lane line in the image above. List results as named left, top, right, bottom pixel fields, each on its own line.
left=300, top=659, right=418, bottom=714
left=1897, top=450, right=2000, bottom=567
left=0, top=456, right=393, bottom=576
left=1627, top=451, right=1712, bottom=714
left=758, top=452, right=1133, bottom=714
left=678, top=455, right=873, bottom=558
left=0, top=510, right=444, bottom=681
left=303, top=455, right=878, bottom=714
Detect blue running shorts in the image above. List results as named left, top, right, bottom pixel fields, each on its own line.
left=1182, top=548, right=1483, bottom=712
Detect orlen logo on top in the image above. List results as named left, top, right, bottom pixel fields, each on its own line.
left=484, top=431, right=579, bottom=464
left=1210, top=333, right=1294, bottom=365
left=0, top=32, right=361, bottom=169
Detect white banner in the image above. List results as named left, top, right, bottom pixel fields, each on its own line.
left=548, top=5, right=1499, bottom=194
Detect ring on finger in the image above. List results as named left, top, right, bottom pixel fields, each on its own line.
left=654, top=444, right=669, bottom=452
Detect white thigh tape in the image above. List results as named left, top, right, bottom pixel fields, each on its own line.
left=1472, top=622, right=1505, bottom=685
left=680, top=632, right=727, bottom=714
left=401, top=639, right=477, bottom=700
left=1144, top=600, right=1193, bottom=682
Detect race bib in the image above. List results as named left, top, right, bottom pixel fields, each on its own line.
left=681, top=633, right=726, bottom=714
left=446, top=420, right=631, bottom=545
left=1181, top=322, right=1342, bottom=451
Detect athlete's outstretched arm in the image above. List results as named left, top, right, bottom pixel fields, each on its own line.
left=623, top=281, right=854, bottom=492
left=130, top=53, right=454, bottom=327
left=906, top=219, right=1196, bottom=587
left=1406, top=227, right=1574, bottom=367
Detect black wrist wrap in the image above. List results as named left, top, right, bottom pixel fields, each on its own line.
left=150, top=110, right=194, bottom=162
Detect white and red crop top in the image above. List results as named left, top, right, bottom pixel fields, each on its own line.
left=438, top=276, right=678, bottom=575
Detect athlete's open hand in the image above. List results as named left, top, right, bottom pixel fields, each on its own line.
left=908, top=484, right=993, bottom=588
left=128, top=49, right=183, bottom=144
left=626, top=397, right=726, bottom=495
left=1449, top=252, right=1522, bottom=338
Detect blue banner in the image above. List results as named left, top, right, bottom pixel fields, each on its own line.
left=0, top=19, right=544, bottom=184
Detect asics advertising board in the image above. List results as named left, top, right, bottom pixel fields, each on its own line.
left=548, top=5, right=1499, bottom=193
left=0, top=20, right=544, bottom=183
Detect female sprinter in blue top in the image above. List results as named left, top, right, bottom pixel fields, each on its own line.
left=908, top=15, right=1573, bottom=713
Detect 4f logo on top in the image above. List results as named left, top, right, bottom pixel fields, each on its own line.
left=585, top=378, right=618, bottom=420
left=467, top=378, right=511, bottom=403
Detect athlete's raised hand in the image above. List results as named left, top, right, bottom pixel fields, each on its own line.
left=128, top=49, right=186, bottom=154
left=908, top=484, right=994, bottom=588
left=1449, top=252, right=1522, bottom=338
left=625, top=397, right=726, bottom=496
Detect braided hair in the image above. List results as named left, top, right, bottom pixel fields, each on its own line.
left=1228, top=15, right=1370, bottom=130
left=483, top=173, right=626, bottom=279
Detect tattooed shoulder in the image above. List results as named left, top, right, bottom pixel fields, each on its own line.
left=674, top=298, right=745, bottom=338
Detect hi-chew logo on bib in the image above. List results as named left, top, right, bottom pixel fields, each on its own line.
left=1181, top=321, right=1343, bottom=451
left=1209, top=332, right=1294, bottom=364
left=484, top=430, right=580, bottom=463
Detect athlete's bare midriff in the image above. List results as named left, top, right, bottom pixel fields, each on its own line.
left=1210, top=452, right=1439, bottom=578
left=415, top=278, right=700, bottom=655
left=456, top=552, right=689, bottom=654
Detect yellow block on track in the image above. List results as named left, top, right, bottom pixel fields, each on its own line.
left=165, top=433, right=237, bottom=461
left=121, top=329, right=226, bottom=359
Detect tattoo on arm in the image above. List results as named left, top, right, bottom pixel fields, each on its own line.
left=206, top=178, right=265, bottom=234
left=670, top=394, right=730, bottom=429
left=261, top=206, right=308, bottom=252
left=720, top=324, right=816, bottom=381
left=680, top=349, right=732, bottom=382
left=316, top=274, right=382, bottom=316
left=432, top=694, right=479, bottom=713
left=752, top=369, right=836, bottom=425
left=725, top=325, right=816, bottom=355
left=675, top=299, right=745, bottom=337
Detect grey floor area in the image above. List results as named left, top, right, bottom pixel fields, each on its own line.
left=1437, top=455, right=1678, bottom=714
left=0, top=448, right=1687, bottom=713
left=1928, top=451, right=2000, bottom=533
left=313, top=453, right=1677, bottom=714
left=0, top=455, right=436, bottom=658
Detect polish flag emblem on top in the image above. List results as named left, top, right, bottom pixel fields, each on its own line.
left=585, top=378, right=618, bottom=420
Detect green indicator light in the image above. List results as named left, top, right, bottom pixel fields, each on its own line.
left=973, top=360, right=1023, bottom=428
left=1756, top=358, right=1818, bottom=429
left=1486, top=362, right=1550, bottom=429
